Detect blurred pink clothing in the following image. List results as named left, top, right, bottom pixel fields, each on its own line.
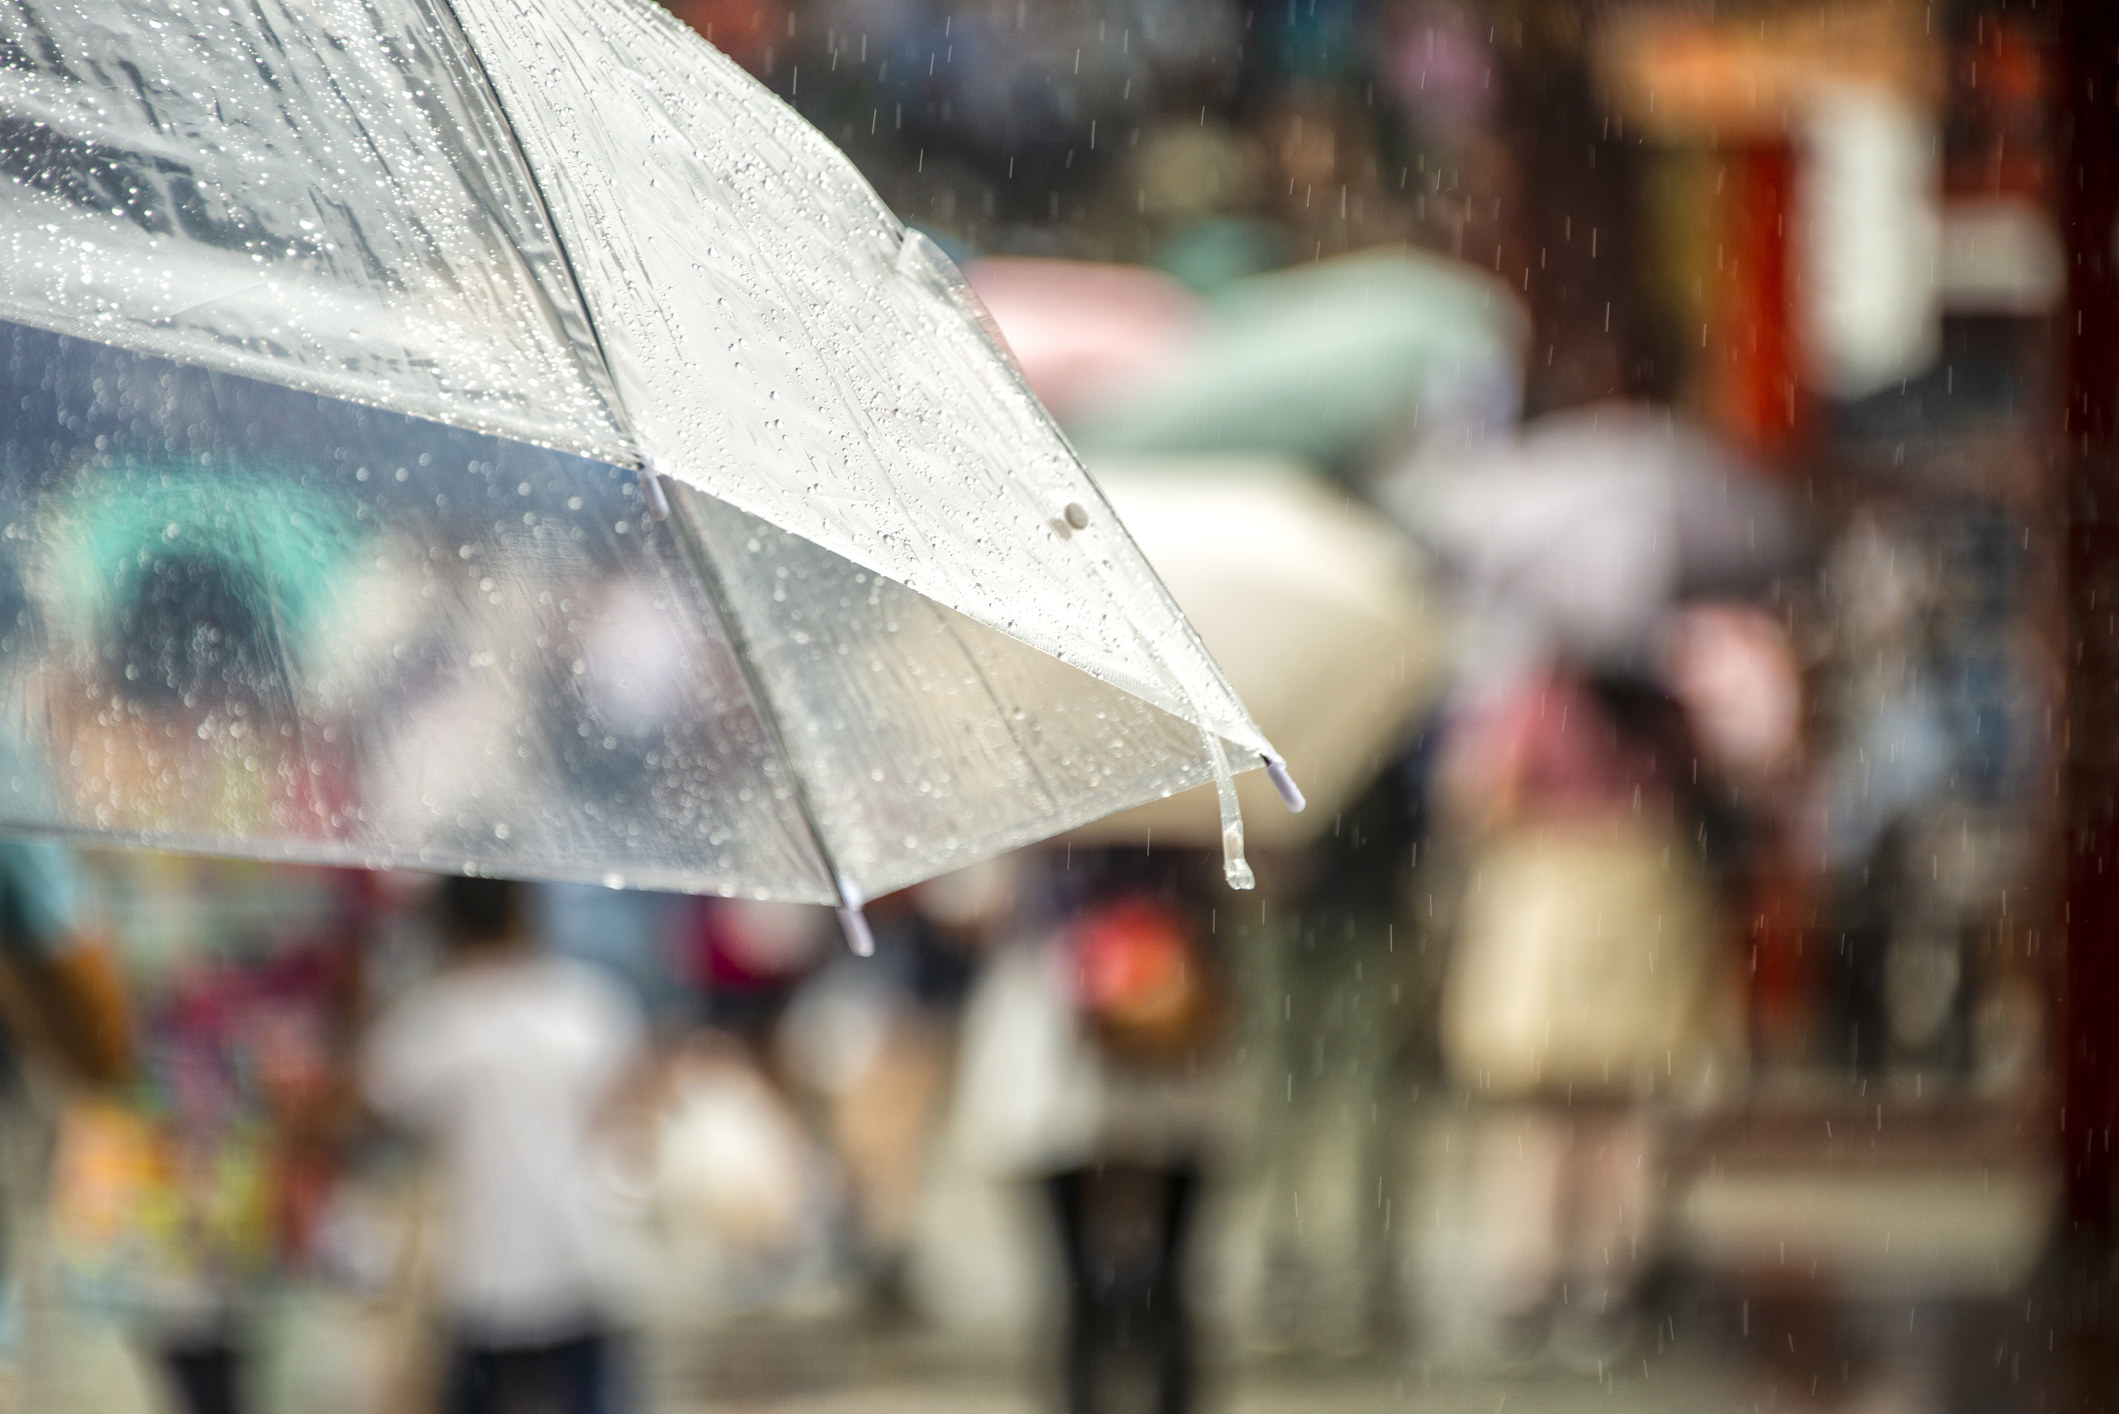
left=963, top=258, right=1200, bottom=420
left=1446, top=671, right=1676, bottom=827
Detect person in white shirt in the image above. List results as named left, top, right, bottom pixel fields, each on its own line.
left=363, top=876, right=645, bottom=1414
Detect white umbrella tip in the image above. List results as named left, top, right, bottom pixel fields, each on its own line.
left=637, top=464, right=671, bottom=522
left=1264, top=755, right=1307, bottom=814
left=837, top=904, right=877, bottom=957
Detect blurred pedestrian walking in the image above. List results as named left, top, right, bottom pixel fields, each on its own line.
left=362, top=877, right=646, bottom=1414
left=952, top=850, right=1233, bottom=1414
left=779, top=866, right=1000, bottom=1316
left=1436, top=667, right=1739, bottom=1363
left=42, top=856, right=369, bottom=1414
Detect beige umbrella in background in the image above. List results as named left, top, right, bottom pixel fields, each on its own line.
left=1071, top=456, right=1451, bottom=850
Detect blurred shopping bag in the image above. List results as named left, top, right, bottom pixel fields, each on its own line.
left=1069, top=456, right=1450, bottom=847
left=640, top=1041, right=840, bottom=1310
left=1440, top=820, right=1729, bottom=1100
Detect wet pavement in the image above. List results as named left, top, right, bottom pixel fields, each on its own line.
left=16, top=1282, right=2112, bottom=1414
left=634, top=1284, right=2104, bottom=1414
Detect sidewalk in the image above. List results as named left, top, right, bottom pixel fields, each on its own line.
left=652, top=1351, right=1759, bottom=1414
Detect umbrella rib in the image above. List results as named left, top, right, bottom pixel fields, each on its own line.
left=426, top=0, right=641, bottom=469
left=930, top=605, right=1065, bottom=816
left=427, top=1, right=846, bottom=915
left=431, top=0, right=916, bottom=934
left=427, top=0, right=1283, bottom=894
left=660, top=492, right=871, bottom=952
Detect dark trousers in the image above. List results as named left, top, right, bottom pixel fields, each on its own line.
left=1045, top=1162, right=1201, bottom=1414
left=157, top=1341, right=242, bottom=1414
left=444, top=1331, right=621, bottom=1414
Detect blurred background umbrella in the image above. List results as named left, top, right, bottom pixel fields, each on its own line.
left=1376, top=405, right=1800, bottom=671
left=1063, top=250, right=1529, bottom=471
left=0, top=0, right=1282, bottom=925
left=1068, top=456, right=1450, bottom=850
left=962, top=259, right=1203, bottom=423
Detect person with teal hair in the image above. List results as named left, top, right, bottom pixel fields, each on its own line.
left=40, top=459, right=366, bottom=714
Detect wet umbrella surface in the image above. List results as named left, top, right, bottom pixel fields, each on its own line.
left=0, top=0, right=1286, bottom=931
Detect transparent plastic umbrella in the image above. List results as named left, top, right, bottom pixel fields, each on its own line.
left=0, top=0, right=1288, bottom=944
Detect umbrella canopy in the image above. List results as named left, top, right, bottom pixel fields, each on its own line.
left=1067, top=456, right=1449, bottom=850
left=1378, top=405, right=1799, bottom=669
left=0, top=0, right=1281, bottom=921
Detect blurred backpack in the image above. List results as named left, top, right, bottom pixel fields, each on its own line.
left=1072, top=895, right=1226, bottom=1067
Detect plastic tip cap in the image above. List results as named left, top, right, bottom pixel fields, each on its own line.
left=838, top=905, right=876, bottom=957
left=638, top=465, right=671, bottom=522
left=1264, top=756, right=1306, bottom=813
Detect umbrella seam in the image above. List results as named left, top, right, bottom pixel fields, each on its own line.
left=431, top=0, right=1272, bottom=781
left=930, top=603, right=1066, bottom=817
left=892, top=236, right=1270, bottom=758
left=426, top=0, right=645, bottom=474
left=425, top=8, right=819, bottom=909
left=661, top=490, right=860, bottom=919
